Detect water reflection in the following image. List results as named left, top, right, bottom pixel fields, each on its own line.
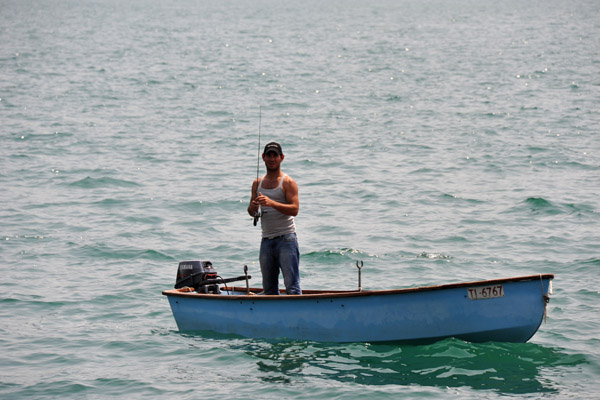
left=238, top=338, right=584, bottom=395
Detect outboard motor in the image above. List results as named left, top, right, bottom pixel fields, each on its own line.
left=174, top=260, right=252, bottom=294
left=175, top=260, right=221, bottom=294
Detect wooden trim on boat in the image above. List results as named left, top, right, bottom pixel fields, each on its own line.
left=162, top=274, right=554, bottom=300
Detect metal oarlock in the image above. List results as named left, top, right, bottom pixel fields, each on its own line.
left=244, top=265, right=250, bottom=295
left=356, top=261, right=363, bottom=292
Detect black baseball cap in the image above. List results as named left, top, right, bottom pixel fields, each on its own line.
left=263, top=142, right=283, bottom=155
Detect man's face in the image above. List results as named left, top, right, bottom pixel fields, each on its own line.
left=263, top=151, right=283, bottom=171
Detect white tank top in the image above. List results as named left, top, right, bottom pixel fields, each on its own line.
left=257, top=174, right=296, bottom=238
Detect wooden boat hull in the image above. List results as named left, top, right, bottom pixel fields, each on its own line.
left=162, top=274, right=553, bottom=343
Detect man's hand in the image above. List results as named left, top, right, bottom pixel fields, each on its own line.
left=255, top=192, right=272, bottom=208
left=248, top=198, right=260, bottom=215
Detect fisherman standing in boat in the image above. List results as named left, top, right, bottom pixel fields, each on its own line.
left=247, top=142, right=302, bottom=295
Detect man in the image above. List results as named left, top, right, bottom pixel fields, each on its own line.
left=247, top=142, right=301, bottom=295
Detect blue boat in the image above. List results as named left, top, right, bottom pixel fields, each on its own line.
left=163, top=261, right=554, bottom=343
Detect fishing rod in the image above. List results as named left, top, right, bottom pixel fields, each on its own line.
left=253, top=106, right=262, bottom=226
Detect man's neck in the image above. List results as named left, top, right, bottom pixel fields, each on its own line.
left=265, top=169, right=282, bottom=180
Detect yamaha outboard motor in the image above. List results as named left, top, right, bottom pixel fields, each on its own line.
left=175, top=260, right=221, bottom=294
left=174, top=260, right=252, bottom=294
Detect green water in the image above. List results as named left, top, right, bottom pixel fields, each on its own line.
left=1, top=0, right=599, bottom=398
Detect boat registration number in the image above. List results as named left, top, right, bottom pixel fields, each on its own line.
left=467, top=285, right=504, bottom=300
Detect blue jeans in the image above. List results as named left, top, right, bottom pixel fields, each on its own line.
left=259, top=233, right=301, bottom=295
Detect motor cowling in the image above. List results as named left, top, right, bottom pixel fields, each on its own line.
left=174, top=260, right=220, bottom=293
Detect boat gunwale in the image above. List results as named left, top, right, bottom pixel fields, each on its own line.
left=162, top=273, right=554, bottom=300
